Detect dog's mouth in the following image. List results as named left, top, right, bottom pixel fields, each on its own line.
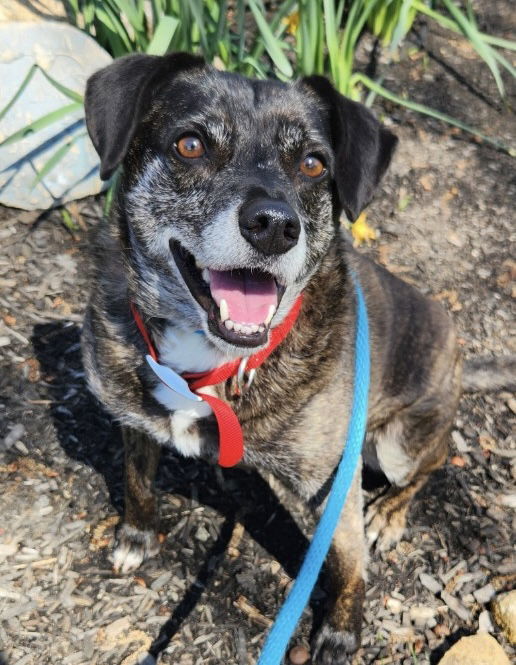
left=170, top=240, right=285, bottom=348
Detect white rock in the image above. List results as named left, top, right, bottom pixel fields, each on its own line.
left=2, top=423, right=25, bottom=449
left=0, top=22, right=111, bottom=210
left=409, top=605, right=437, bottom=628
left=477, top=609, right=494, bottom=634
left=492, top=590, right=516, bottom=644
left=386, top=597, right=403, bottom=613
left=438, top=634, right=510, bottom=665
left=441, top=591, right=471, bottom=622
left=419, top=572, right=443, bottom=595
left=473, top=583, right=495, bottom=605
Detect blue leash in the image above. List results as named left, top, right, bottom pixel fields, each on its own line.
left=256, top=275, right=370, bottom=665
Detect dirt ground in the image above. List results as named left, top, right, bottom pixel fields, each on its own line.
left=0, top=8, right=515, bottom=665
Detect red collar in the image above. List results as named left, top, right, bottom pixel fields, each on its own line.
left=130, top=296, right=303, bottom=467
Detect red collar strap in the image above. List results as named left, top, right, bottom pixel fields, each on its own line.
left=130, top=296, right=303, bottom=467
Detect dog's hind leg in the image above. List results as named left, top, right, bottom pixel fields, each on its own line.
left=365, top=414, right=450, bottom=552
left=311, top=466, right=366, bottom=665
left=113, top=426, right=161, bottom=573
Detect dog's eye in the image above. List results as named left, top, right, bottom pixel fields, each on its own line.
left=300, top=154, right=325, bottom=178
left=175, top=135, right=206, bottom=159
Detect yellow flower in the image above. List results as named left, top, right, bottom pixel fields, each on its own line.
left=282, top=10, right=300, bottom=36
left=351, top=212, right=377, bottom=246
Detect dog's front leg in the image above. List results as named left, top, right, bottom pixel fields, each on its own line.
left=311, top=466, right=365, bottom=665
left=113, top=426, right=161, bottom=573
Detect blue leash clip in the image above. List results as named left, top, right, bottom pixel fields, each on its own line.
left=256, top=274, right=370, bottom=665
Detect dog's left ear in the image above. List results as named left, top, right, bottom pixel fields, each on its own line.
left=85, top=52, right=205, bottom=180
left=303, top=75, right=398, bottom=221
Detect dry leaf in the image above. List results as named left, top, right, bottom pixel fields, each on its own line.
left=419, top=174, right=434, bottom=192
left=89, top=515, right=119, bottom=551
left=432, top=289, right=462, bottom=312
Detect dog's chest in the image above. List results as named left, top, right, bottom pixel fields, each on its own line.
left=152, top=325, right=230, bottom=457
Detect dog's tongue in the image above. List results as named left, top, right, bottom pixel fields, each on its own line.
left=209, top=269, right=277, bottom=325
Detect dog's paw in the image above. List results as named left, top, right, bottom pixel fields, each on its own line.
left=365, top=499, right=406, bottom=552
left=310, top=623, right=358, bottom=665
left=112, top=524, right=160, bottom=574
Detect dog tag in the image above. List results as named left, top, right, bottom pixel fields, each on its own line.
left=146, top=355, right=202, bottom=402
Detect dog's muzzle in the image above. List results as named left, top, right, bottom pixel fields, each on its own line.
left=239, top=197, right=300, bottom=256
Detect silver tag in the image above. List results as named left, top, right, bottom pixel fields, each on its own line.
left=146, top=355, right=202, bottom=402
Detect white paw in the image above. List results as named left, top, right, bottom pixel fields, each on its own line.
left=112, top=525, right=160, bottom=574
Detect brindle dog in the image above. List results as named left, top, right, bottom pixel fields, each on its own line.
left=82, top=53, right=512, bottom=663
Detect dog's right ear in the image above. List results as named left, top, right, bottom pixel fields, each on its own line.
left=85, top=53, right=205, bottom=180
left=302, top=75, right=397, bottom=222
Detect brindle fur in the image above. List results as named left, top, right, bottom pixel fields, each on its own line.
left=82, top=54, right=463, bottom=664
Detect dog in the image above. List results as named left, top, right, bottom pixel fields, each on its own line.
left=82, top=53, right=515, bottom=664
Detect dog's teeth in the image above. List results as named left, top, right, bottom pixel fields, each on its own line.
left=219, top=299, right=229, bottom=322
left=264, top=305, right=276, bottom=326
left=202, top=268, right=210, bottom=283
left=249, top=324, right=259, bottom=333
left=258, top=325, right=265, bottom=333
left=241, top=325, right=252, bottom=335
left=233, top=323, right=242, bottom=332
left=224, top=319, right=234, bottom=330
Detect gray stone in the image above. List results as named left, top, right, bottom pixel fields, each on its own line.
left=0, top=21, right=111, bottom=210
left=473, top=584, right=496, bottom=605
left=419, top=572, right=443, bottom=595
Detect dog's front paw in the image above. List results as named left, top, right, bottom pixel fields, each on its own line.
left=112, top=524, right=160, bottom=574
left=311, top=623, right=359, bottom=665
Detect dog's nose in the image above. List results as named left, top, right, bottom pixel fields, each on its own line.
left=239, top=198, right=300, bottom=255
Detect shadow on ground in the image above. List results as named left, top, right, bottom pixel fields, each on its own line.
left=32, top=321, right=322, bottom=656
left=31, top=320, right=490, bottom=659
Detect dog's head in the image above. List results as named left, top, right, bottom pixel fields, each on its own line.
left=85, top=53, right=396, bottom=355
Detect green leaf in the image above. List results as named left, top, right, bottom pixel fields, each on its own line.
left=103, top=169, right=121, bottom=218
left=38, top=66, right=84, bottom=103
left=108, top=0, right=145, bottom=32
left=0, top=102, right=83, bottom=148
left=482, top=35, right=516, bottom=51
left=0, top=64, right=37, bottom=123
left=95, top=5, right=133, bottom=53
left=146, top=15, right=180, bottom=54
left=188, top=0, right=209, bottom=54
left=247, top=0, right=293, bottom=78
left=241, top=56, right=268, bottom=78
left=441, top=0, right=505, bottom=97
left=354, top=74, right=514, bottom=155
left=61, top=207, right=79, bottom=232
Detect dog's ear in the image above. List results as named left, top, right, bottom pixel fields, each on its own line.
left=303, top=75, right=397, bottom=221
left=85, top=52, right=205, bottom=180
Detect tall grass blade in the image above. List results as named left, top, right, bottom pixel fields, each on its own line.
left=247, top=0, right=293, bottom=77
left=0, top=64, right=37, bottom=123
left=353, top=74, right=514, bottom=155
left=38, top=67, right=84, bottom=103
left=146, top=15, right=179, bottom=54
left=0, top=102, right=83, bottom=148
left=441, top=0, right=504, bottom=97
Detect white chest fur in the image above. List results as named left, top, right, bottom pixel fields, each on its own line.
left=151, top=325, right=230, bottom=458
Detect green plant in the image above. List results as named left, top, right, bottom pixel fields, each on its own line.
left=1, top=0, right=515, bottom=195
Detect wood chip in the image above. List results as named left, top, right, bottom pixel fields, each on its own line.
left=234, top=595, right=272, bottom=628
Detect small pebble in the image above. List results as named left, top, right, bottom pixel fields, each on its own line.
left=473, top=583, right=495, bottom=605
left=478, top=609, right=494, bottom=633
left=386, top=597, right=403, bottom=613
left=289, top=645, right=310, bottom=664
left=419, top=572, right=442, bottom=595
left=2, top=423, right=25, bottom=450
